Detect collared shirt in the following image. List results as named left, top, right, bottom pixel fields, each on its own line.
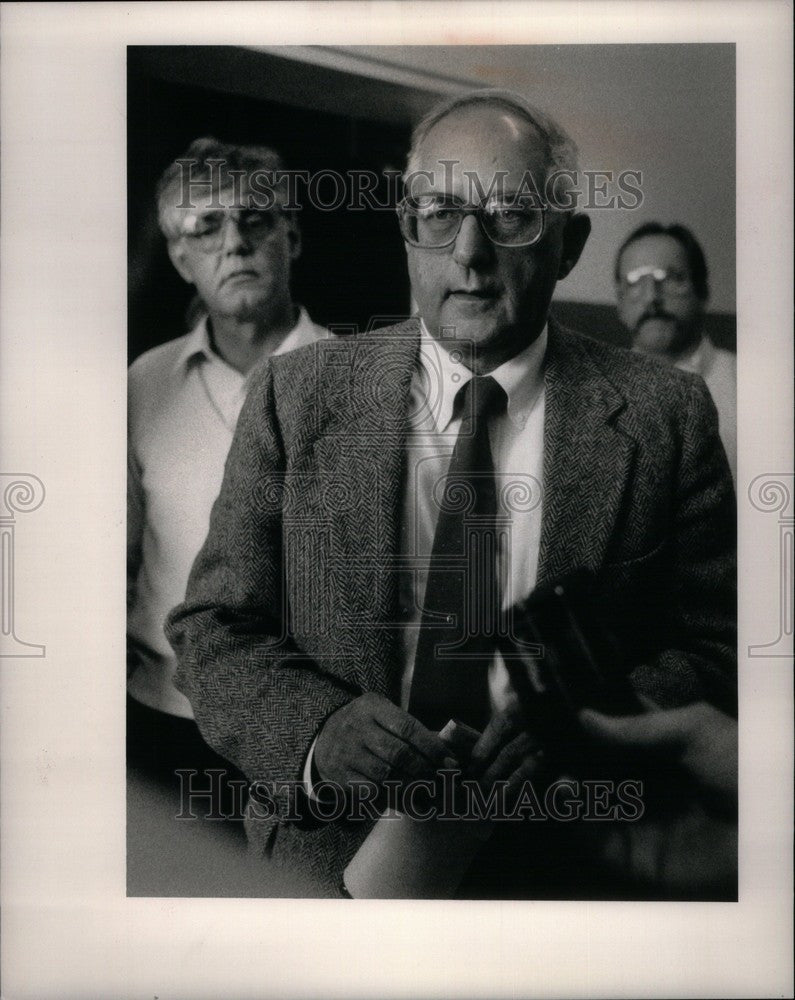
left=674, top=336, right=737, bottom=484
left=128, top=307, right=328, bottom=717
left=302, top=322, right=548, bottom=795
left=398, top=322, right=548, bottom=714
left=303, top=321, right=548, bottom=791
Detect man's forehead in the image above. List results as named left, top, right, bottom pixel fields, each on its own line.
left=620, top=234, right=689, bottom=273
left=172, top=177, right=285, bottom=214
left=411, top=105, right=550, bottom=192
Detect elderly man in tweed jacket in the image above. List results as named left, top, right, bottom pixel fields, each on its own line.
left=166, top=91, right=736, bottom=898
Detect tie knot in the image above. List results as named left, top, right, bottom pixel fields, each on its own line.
left=458, top=375, right=506, bottom=423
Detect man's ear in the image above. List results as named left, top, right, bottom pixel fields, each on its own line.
left=287, top=218, right=302, bottom=262
left=557, top=212, right=591, bottom=280
left=167, top=240, right=195, bottom=285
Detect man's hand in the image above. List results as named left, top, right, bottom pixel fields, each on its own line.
left=468, top=707, right=545, bottom=803
left=575, top=702, right=738, bottom=894
left=579, top=701, right=737, bottom=812
left=313, top=693, right=454, bottom=792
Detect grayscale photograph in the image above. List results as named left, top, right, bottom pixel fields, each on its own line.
left=127, top=43, right=738, bottom=901
left=1, top=5, right=791, bottom=998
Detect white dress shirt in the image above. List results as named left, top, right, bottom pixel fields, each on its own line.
left=304, top=322, right=547, bottom=789
left=398, top=322, right=547, bottom=715
left=128, top=307, right=328, bottom=717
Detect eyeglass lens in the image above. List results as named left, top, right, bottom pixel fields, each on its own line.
left=400, top=199, right=543, bottom=248
left=621, top=267, right=691, bottom=298
left=183, top=209, right=280, bottom=249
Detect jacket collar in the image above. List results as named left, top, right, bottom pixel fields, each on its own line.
left=412, top=320, right=548, bottom=433
left=317, top=317, right=635, bottom=653
left=537, top=319, right=632, bottom=584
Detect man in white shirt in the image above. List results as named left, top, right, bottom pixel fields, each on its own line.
left=167, top=94, right=736, bottom=895
left=615, top=222, right=737, bottom=483
left=128, top=138, right=327, bottom=815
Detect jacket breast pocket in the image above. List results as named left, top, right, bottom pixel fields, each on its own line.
left=595, top=538, right=673, bottom=661
left=597, top=537, right=672, bottom=613
left=603, top=537, right=669, bottom=576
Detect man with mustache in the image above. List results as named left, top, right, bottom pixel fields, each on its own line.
left=127, top=138, right=326, bottom=814
left=167, top=93, right=736, bottom=896
left=615, top=222, right=737, bottom=483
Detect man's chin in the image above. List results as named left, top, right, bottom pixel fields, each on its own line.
left=429, top=313, right=540, bottom=373
left=435, top=301, right=502, bottom=350
left=221, top=294, right=269, bottom=322
left=632, top=319, right=682, bottom=357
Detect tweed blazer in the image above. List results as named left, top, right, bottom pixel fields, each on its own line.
left=166, top=318, right=736, bottom=895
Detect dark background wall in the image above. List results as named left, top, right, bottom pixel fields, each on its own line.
left=128, top=50, right=413, bottom=360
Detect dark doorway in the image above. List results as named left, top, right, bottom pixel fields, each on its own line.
left=128, top=50, right=413, bottom=361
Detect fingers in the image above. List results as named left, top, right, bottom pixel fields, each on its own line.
left=467, top=710, right=546, bottom=805
left=341, top=745, right=398, bottom=786
left=580, top=703, right=738, bottom=816
left=469, top=708, right=525, bottom=777
left=479, top=730, right=537, bottom=787
left=314, top=693, right=453, bottom=790
left=578, top=704, right=696, bottom=751
left=367, top=696, right=452, bottom=768
left=505, top=752, right=545, bottom=802
left=365, top=727, right=452, bottom=783
left=636, top=692, right=663, bottom=712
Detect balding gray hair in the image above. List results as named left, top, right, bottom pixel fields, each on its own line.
left=156, top=136, right=286, bottom=240
left=405, top=88, right=580, bottom=184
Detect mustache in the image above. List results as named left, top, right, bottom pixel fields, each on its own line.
left=634, top=305, right=676, bottom=333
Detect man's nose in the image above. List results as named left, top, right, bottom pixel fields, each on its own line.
left=452, top=214, right=491, bottom=268
left=637, top=273, right=664, bottom=304
left=220, top=214, right=252, bottom=253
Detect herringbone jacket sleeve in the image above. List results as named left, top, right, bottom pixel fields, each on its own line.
left=165, top=361, right=355, bottom=796
left=625, top=374, right=737, bottom=714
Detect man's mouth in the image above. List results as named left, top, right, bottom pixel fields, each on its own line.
left=221, top=269, right=259, bottom=286
left=446, top=287, right=497, bottom=301
left=636, top=311, right=674, bottom=330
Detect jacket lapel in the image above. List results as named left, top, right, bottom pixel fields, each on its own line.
left=314, top=320, right=420, bottom=698
left=308, top=319, right=633, bottom=690
left=537, top=323, right=635, bottom=586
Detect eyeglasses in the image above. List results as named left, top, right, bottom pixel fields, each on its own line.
left=179, top=207, right=286, bottom=253
left=619, top=265, right=693, bottom=299
left=397, top=195, right=545, bottom=249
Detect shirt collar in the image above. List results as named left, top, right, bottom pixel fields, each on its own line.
left=173, top=315, right=214, bottom=372
left=172, top=306, right=321, bottom=377
left=674, top=335, right=715, bottom=378
left=417, top=320, right=547, bottom=433
left=270, top=305, right=325, bottom=358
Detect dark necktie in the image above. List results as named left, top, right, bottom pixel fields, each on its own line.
left=408, top=375, right=507, bottom=732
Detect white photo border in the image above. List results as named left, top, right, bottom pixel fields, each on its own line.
left=0, top=2, right=792, bottom=998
